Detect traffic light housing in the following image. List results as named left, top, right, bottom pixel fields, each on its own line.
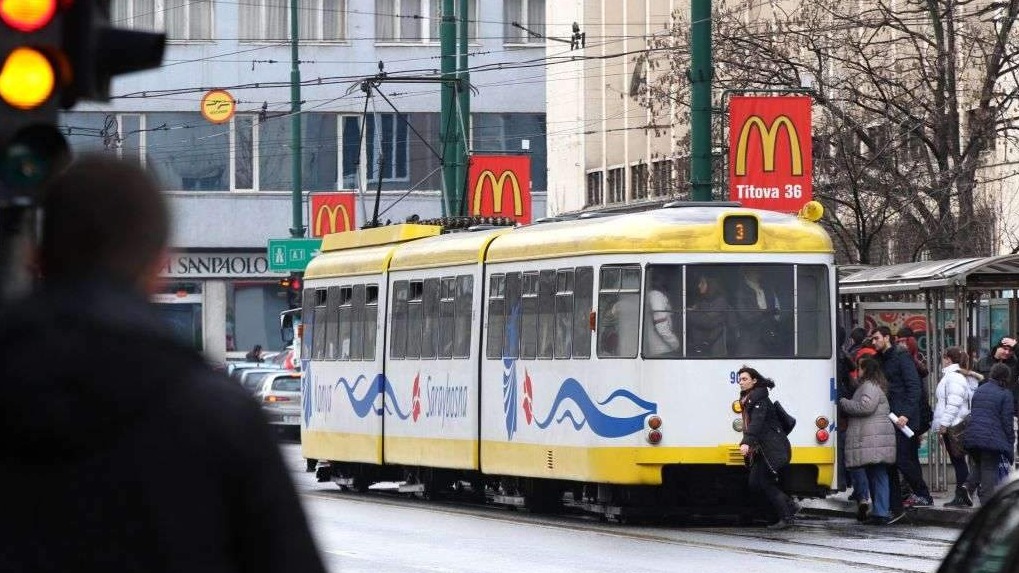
left=0, top=0, right=166, bottom=205
left=279, top=273, right=303, bottom=309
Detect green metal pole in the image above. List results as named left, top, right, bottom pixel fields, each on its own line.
left=439, top=0, right=455, bottom=217
left=690, top=0, right=712, bottom=201
left=290, top=0, right=304, bottom=237
left=455, top=0, right=470, bottom=216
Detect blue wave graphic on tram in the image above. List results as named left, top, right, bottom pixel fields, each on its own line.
left=336, top=374, right=411, bottom=420
left=533, top=379, right=657, bottom=438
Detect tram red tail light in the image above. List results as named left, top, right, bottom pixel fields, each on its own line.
left=815, top=416, right=829, bottom=429
left=647, top=429, right=662, bottom=445
left=815, top=429, right=830, bottom=443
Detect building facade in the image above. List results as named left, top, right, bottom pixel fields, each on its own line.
left=62, top=0, right=549, bottom=362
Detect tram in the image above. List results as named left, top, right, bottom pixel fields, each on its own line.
left=300, top=203, right=837, bottom=517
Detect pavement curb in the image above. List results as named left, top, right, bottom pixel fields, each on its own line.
left=801, top=496, right=974, bottom=527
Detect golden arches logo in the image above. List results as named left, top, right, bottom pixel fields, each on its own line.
left=314, top=204, right=351, bottom=235
left=472, top=170, right=523, bottom=216
left=734, top=115, right=803, bottom=176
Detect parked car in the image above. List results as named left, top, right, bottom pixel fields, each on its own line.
left=257, top=372, right=302, bottom=430
left=938, top=476, right=1019, bottom=573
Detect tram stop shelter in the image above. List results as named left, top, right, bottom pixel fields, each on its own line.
left=839, top=255, right=1019, bottom=491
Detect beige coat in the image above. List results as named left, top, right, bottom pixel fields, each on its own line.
left=839, top=380, right=897, bottom=469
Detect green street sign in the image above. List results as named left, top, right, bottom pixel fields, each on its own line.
left=267, top=238, right=323, bottom=272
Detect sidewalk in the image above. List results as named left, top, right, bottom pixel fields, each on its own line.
left=801, top=490, right=975, bottom=527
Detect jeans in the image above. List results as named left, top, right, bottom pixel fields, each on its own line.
left=849, top=467, right=870, bottom=501
left=966, top=449, right=1007, bottom=502
left=890, top=431, right=931, bottom=513
left=748, top=456, right=794, bottom=520
left=863, top=464, right=890, bottom=518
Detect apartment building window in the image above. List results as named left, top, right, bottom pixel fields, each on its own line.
left=651, top=159, right=672, bottom=197
left=341, top=114, right=410, bottom=187
left=607, top=167, right=625, bottom=203
left=504, top=0, right=544, bottom=44
left=378, top=0, right=476, bottom=42
left=631, top=163, right=648, bottom=200
left=112, top=0, right=213, bottom=40
left=239, top=0, right=288, bottom=40
left=299, top=0, right=347, bottom=41
left=586, top=171, right=603, bottom=207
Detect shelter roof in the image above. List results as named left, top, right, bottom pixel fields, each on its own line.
left=839, top=255, right=1019, bottom=294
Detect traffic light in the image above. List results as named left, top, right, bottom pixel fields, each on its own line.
left=0, top=0, right=70, bottom=203
left=0, top=0, right=165, bottom=205
left=285, top=273, right=302, bottom=309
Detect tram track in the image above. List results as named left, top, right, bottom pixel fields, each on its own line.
left=301, top=487, right=949, bottom=573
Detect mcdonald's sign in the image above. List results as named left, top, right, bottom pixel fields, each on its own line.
left=467, top=154, right=532, bottom=224
left=309, top=192, right=356, bottom=237
left=728, top=96, right=812, bottom=213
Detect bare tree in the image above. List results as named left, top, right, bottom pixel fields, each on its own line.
left=639, top=0, right=1019, bottom=263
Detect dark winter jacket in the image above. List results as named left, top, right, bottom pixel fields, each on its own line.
left=740, top=383, right=792, bottom=471
left=877, top=346, right=923, bottom=432
left=687, top=292, right=728, bottom=356
left=975, top=354, right=1019, bottom=414
left=0, top=281, right=326, bottom=573
left=963, top=380, right=1016, bottom=460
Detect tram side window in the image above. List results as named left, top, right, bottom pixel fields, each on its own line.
left=453, top=275, right=473, bottom=359
left=350, top=284, right=366, bottom=361
left=504, top=272, right=522, bottom=358
left=406, top=281, right=424, bottom=359
left=573, top=267, right=593, bottom=359
left=364, top=284, right=379, bottom=360
left=421, top=278, right=440, bottom=359
left=390, top=281, right=409, bottom=359
left=520, top=272, right=539, bottom=359
left=597, top=265, right=641, bottom=358
left=337, top=287, right=353, bottom=359
left=554, top=270, right=574, bottom=359
left=325, top=286, right=340, bottom=360
left=312, top=288, right=328, bottom=360
left=643, top=265, right=683, bottom=358
left=537, top=270, right=555, bottom=359
left=438, top=277, right=456, bottom=359
left=487, top=274, right=506, bottom=359
left=301, top=288, right=314, bottom=361
left=797, top=265, right=832, bottom=358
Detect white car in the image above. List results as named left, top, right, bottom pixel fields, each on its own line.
left=257, top=372, right=302, bottom=429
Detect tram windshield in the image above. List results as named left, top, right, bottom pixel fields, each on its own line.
left=640, top=264, right=831, bottom=359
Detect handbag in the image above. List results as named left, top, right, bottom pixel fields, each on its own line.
left=773, top=401, right=796, bottom=435
left=944, top=415, right=970, bottom=458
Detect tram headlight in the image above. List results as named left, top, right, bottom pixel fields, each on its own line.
left=731, top=400, right=742, bottom=414
left=732, top=418, right=744, bottom=432
left=647, top=415, right=662, bottom=430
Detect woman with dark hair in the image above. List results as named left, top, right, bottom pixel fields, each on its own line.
left=962, top=363, right=1016, bottom=503
left=687, top=274, right=728, bottom=356
left=839, top=357, right=897, bottom=525
left=933, top=346, right=972, bottom=507
left=737, top=366, right=797, bottom=529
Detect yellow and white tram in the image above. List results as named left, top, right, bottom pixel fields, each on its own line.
left=300, top=203, right=837, bottom=516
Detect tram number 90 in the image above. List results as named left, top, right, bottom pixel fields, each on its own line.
left=723, top=215, right=758, bottom=245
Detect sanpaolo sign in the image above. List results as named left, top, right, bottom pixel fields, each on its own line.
left=728, top=96, right=812, bottom=213
left=309, top=192, right=356, bottom=237
left=467, top=154, right=532, bottom=224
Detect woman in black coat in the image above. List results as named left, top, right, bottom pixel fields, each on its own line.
left=739, top=366, right=798, bottom=529
left=962, top=363, right=1016, bottom=502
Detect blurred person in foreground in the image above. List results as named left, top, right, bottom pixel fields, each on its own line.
left=0, top=155, right=326, bottom=573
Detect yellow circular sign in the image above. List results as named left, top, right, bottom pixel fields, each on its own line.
left=200, top=89, right=235, bottom=124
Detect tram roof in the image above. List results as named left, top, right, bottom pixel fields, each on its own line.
left=485, top=206, right=831, bottom=263
left=389, top=228, right=510, bottom=271
left=304, top=243, right=399, bottom=278
left=839, top=254, right=1019, bottom=294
